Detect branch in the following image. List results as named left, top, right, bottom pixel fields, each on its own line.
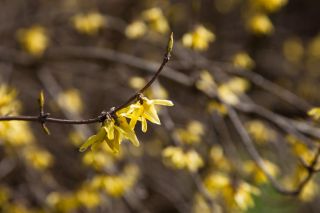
left=0, top=33, right=174, bottom=125
left=227, top=105, right=320, bottom=196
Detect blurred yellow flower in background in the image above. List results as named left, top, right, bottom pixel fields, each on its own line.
left=243, top=160, right=279, bottom=184
left=142, top=7, right=169, bottom=34
left=233, top=52, right=255, bottom=70
left=182, top=25, right=215, bottom=51
left=233, top=182, right=260, bottom=211
left=90, top=164, right=139, bottom=197
left=308, top=107, right=320, bottom=120
left=218, top=77, right=250, bottom=105
left=248, top=14, right=274, bottom=35
left=23, top=146, right=53, bottom=170
left=256, top=0, right=288, bottom=13
left=209, top=145, right=232, bottom=172
left=245, top=120, right=276, bottom=144
left=162, top=146, right=204, bottom=172
left=72, top=12, right=106, bottom=35
left=76, top=188, right=100, bottom=209
left=125, top=20, right=147, bottom=39
left=17, top=25, right=49, bottom=56
left=207, top=101, right=228, bottom=116
left=57, top=89, right=83, bottom=114
left=173, top=120, right=204, bottom=145
left=195, top=70, right=217, bottom=95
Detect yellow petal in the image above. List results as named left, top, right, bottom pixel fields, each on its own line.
left=105, top=121, right=114, bottom=140
left=129, top=106, right=144, bottom=129
left=79, top=127, right=106, bottom=152
left=143, top=104, right=160, bottom=124
left=152, top=99, right=174, bottom=106
left=118, top=117, right=140, bottom=147
left=79, top=135, right=97, bottom=152
left=141, top=117, right=147, bottom=133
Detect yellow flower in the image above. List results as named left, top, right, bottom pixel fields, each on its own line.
left=286, top=135, right=315, bottom=165
left=209, top=145, right=232, bottom=172
left=173, top=120, right=204, bottom=145
left=308, top=107, right=320, bottom=120
left=299, top=179, right=318, bottom=202
left=185, top=149, right=204, bottom=172
left=89, top=165, right=139, bottom=198
left=124, top=96, right=173, bottom=132
left=162, top=146, right=186, bottom=169
left=57, top=89, right=83, bottom=114
left=245, top=120, right=276, bottom=144
left=192, top=193, right=223, bottom=213
left=82, top=150, right=112, bottom=170
left=76, top=188, right=100, bottom=209
left=162, top=147, right=203, bottom=172
left=72, top=12, right=106, bottom=35
left=256, top=0, right=288, bottom=12
left=0, top=86, right=20, bottom=114
left=207, top=101, right=228, bottom=116
left=195, top=70, right=217, bottom=95
left=46, top=192, right=78, bottom=212
left=248, top=14, right=274, bottom=35
left=233, top=182, right=260, bottom=211
left=141, top=7, right=169, bottom=34
left=80, top=116, right=139, bottom=153
left=243, top=160, right=279, bottom=184
left=17, top=25, right=49, bottom=56
left=218, top=77, right=250, bottom=105
left=182, top=25, right=215, bottom=51
left=0, top=121, right=34, bottom=146
left=23, top=147, right=53, bottom=170
left=125, top=20, right=147, bottom=39
left=233, top=52, right=255, bottom=70
left=283, top=166, right=318, bottom=202
left=204, top=172, right=230, bottom=198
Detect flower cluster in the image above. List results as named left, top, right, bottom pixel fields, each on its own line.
left=162, top=146, right=204, bottom=172
left=182, top=25, right=215, bottom=51
left=204, top=172, right=260, bottom=211
left=125, top=7, right=169, bottom=39
left=245, top=119, right=276, bottom=144
left=72, top=12, right=106, bottom=35
left=80, top=96, right=173, bottom=153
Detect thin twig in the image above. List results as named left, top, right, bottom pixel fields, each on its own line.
left=227, top=105, right=320, bottom=195
left=0, top=34, right=174, bottom=125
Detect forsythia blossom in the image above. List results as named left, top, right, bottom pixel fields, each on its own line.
left=308, top=107, right=320, bottom=120
left=162, top=146, right=204, bottom=172
left=248, top=14, right=274, bottom=35
left=125, top=7, right=169, bottom=39
left=80, top=96, right=173, bottom=153
left=182, top=25, right=215, bottom=51
left=173, top=120, right=205, bottom=145
left=72, top=12, right=106, bottom=35
left=123, top=96, right=174, bottom=132
left=233, top=52, right=255, bottom=70
left=17, top=25, right=49, bottom=56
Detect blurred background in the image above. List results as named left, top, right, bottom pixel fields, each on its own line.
left=0, top=0, right=320, bottom=212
